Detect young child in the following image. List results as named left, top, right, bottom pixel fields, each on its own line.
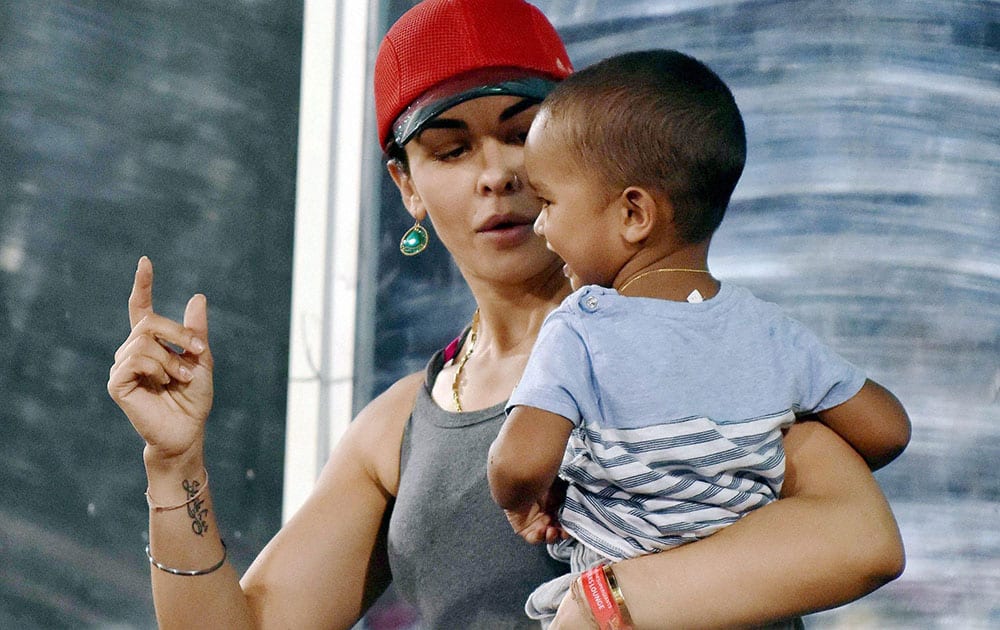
left=487, top=49, right=910, bottom=628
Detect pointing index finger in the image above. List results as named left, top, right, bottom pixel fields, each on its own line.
left=128, top=256, right=154, bottom=328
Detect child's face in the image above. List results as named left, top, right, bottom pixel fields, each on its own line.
left=524, top=113, right=624, bottom=290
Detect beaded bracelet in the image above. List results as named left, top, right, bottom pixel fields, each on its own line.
left=145, top=468, right=209, bottom=512
left=578, top=563, right=634, bottom=630
left=145, top=540, right=227, bottom=576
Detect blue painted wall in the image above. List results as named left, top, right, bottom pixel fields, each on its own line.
left=369, top=1, right=999, bottom=627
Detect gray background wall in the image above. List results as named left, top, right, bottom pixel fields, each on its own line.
left=0, top=1, right=301, bottom=627
left=0, top=0, right=996, bottom=628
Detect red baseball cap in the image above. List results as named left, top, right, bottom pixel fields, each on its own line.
left=374, top=0, right=573, bottom=151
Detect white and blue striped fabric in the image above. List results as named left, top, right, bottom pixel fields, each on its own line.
left=507, top=283, right=866, bottom=561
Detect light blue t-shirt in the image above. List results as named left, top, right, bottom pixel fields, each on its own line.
left=507, top=283, right=867, bottom=560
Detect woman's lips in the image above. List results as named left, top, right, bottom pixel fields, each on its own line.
left=478, top=221, right=537, bottom=248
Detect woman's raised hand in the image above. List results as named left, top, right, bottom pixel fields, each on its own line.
left=107, top=257, right=214, bottom=462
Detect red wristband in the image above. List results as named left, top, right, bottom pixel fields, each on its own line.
left=579, top=564, right=634, bottom=630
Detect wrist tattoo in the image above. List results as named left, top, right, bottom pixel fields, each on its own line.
left=182, top=478, right=210, bottom=536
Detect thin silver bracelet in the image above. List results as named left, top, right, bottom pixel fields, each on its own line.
left=145, top=540, right=227, bottom=576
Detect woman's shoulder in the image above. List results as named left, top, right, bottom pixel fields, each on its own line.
left=364, top=370, right=427, bottom=418
left=342, top=370, right=426, bottom=496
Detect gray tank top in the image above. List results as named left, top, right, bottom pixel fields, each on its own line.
left=387, top=345, right=567, bottom=629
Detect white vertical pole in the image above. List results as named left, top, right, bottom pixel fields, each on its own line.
left=283, top=0, right=370, bottom=523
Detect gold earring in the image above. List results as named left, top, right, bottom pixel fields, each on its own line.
left=400, top=220, right=429, bottom=256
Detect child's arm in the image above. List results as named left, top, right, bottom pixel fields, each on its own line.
left=488, top=405, right=575, bottom=543
left=814, top=379, right=911, bottom=470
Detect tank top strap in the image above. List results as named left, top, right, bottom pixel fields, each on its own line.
left=426, top=324, right=473, bottom=388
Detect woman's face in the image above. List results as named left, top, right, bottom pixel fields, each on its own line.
left=390, top=95, right=563, bottom=287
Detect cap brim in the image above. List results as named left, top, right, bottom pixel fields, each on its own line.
left=391, top=67, right=557, bottom=148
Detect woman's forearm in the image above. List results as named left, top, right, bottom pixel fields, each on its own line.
left=612, top=421, right=904, bottom=629
left=144, top=450, right=256, bottom=630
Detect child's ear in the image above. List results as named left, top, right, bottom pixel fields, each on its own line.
left=618, top=186, right=664, bottom=244
left=387, top=160, right=427, bottom=222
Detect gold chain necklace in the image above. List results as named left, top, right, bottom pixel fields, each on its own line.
left=618, top=268, right=711, bottom=295
left=452, top=309, right=480, bottom=412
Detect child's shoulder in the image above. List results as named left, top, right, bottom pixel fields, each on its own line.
left=554, top=285, right=625, bottom=315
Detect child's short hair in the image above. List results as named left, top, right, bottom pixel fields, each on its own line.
left=539, top=49, right=746, bottom=243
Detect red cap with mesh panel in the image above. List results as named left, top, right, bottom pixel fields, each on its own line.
left=374, top=0, right=572, bottom=151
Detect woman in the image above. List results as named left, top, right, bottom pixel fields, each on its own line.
left=107, top=0, right=907, bottom=628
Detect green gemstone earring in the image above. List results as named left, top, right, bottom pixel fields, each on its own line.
left=399, top=220, right=429, bottom=256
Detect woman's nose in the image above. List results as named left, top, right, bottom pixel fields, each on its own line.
left=477, top=142, right=523, bottom=195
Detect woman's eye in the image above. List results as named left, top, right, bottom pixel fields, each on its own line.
left=429, top=143, right=468, bottom=161
left=509, top=129, right=529, bottom=145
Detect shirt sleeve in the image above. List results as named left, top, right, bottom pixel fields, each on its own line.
left=780, top=314, right=868, bottom=414
left=506, top=309, right=594, bottom=427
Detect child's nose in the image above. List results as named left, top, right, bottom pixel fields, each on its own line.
left=533, top=210, right=546, bottom=236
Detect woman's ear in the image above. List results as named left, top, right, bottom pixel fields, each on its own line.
left=387, top=160, right=426, bottom=222
left=618, top=186, right=664, bottom=244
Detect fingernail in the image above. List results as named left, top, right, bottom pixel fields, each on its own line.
left=179, top=366, right=193, bottom=381
left=190, top=338, right=205, bottom=353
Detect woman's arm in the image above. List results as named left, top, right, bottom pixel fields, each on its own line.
left=241, top=372, right=420, bottom=628
left=552, top=420, right=905, bottom=629
left=141, top=374, right=419, bottom=630
left=109, top=258, right=420, bottom=629
left=817, top=379, right=911, bottom=470
left=109, top=257, right=250, bottom=628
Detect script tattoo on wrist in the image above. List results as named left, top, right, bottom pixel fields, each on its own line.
left=182, top=478, right=209, bottom=536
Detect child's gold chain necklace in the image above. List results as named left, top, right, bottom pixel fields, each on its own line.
left=617, top=268, right=711, bottom=294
